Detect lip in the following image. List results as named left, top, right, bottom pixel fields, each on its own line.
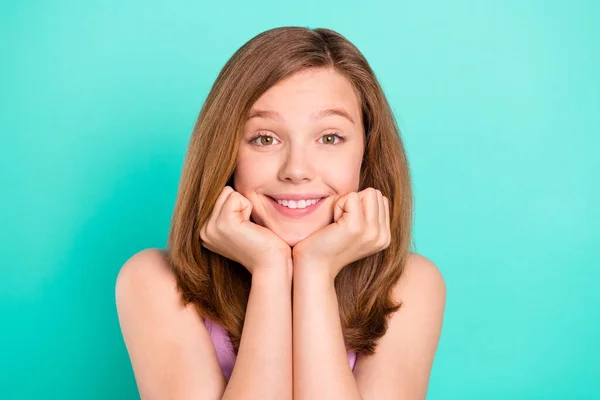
left=266, top=195, right=327, bottom=219
left=269, top=193, right=329, bottom=201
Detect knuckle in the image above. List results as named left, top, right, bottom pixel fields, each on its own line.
left=214, top=221, right=226, bottom=235
left=364, top=229, right=377, bottom=243
left=200, top=222, right=211, bottom=239
left=363, top=188, right=375, bottom=197
left=382, top=233, right=391, bottom=247
left=370, top=231, right=380, bottom=244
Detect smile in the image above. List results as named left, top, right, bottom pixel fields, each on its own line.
left=267, top=196, right=326, bottom=219
left=276, top=198, right=321, bottom=209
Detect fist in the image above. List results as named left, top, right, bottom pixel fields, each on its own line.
left=200, top=186, right=292, bottom=275
left=292, top=187, right=391, bottom=280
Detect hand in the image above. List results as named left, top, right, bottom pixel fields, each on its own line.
left=292, top=188, right=391, bottom=280
left=200, top=186, right=292, bottom=276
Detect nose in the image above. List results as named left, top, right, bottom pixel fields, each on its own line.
left=278, top=142, right=315, bottom=183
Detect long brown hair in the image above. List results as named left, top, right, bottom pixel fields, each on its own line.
left=166, top=26, right=414, bottom=356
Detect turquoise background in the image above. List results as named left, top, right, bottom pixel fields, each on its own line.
left=1, top=1, right=598, bottom=398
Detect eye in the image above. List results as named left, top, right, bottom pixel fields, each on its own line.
left=248, top=132, right=346, bottom=146
left=320, top=132, right=345, bottom=145
left=249, top=133, right=280, bottom=146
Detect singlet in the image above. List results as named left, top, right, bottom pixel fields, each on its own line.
left=203, top=317, right=358, bottom=380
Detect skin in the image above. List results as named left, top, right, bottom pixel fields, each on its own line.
left=117, top=69, right=443, bottom=400
left=197, top=67, right=442, bottom=399
left=233, top=67, right=368, bottom=249
left=228, top=67, right=392, bottom=399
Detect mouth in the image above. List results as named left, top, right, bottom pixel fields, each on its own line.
left=266, top=195, right=327, bottom=219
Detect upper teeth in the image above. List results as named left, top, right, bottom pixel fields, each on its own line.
left=276, top=198, right=320, bottom=209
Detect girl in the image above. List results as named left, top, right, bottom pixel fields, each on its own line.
left=116, top=26, right=446, bottom=400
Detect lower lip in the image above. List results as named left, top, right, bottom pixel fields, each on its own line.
left=267, top=196, right=326, bottom=219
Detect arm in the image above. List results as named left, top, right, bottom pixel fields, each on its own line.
left=292, top=265, right=362, bottom=400
left=292, top=254, right=446, bottom=400
left=353, top=254, right=446, bottom=399
left=196, top=186, right=294, bottom=399
left=222, top=263, right=293, bottom=400
left=115, top=249, right=293, bottom=400
left=115, top=249, right=227, bottom=400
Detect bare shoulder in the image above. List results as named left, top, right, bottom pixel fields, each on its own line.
left=116, top=248, right=170, bottom=284
left=394, top=252, right=446, bottom=300
left=353, top=252, right=446, bottom=399
left=115, top=248, right=225, bottom=399
left=116, top=248, right=192, bottom=320
left=115, top=248, right=183, bottom=309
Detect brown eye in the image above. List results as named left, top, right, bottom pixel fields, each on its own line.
left=320, top=133, right=344, bottom=145
left=260, top=136, right=273, bottom=145
left=250, top=134, right=280, bottom=146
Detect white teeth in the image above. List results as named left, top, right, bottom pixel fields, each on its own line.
left=276, top=198, right=320, bottom=209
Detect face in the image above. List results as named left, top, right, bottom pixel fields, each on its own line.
left=233, top=67, right=365, bottom=247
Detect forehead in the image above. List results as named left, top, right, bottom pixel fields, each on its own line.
left=246, top=68, right=362, bottom=126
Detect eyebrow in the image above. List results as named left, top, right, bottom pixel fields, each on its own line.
left=246, top=107, right=356, bottom=125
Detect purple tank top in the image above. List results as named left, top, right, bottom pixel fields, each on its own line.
left=204, top=318, right=358, bottom=380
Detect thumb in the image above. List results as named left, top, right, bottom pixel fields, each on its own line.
left=333, top=192, right=352, bottom=223
left=223, top=192, right=253, bottom=222
left=238, top=195, right=253, bottom=221
left=335, top=192, right=363, bottom=226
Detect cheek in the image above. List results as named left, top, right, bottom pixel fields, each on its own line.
left=233, top=151, right=284, bottom=198
left=324, top=158, right=362, bottom=192
left=232, top=155, right=263, bottom=191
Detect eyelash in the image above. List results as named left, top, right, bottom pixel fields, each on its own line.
left=248, top=132, right=346, bottom=146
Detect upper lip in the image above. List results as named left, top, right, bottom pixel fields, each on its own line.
left=268, top=194, right=328, bottom=201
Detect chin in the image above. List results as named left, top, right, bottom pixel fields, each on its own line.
left=250, top=214, right=314, bottom=247
left=274, top=228, right=311, bottom=248
left=251, top=205, right=328, bottom=249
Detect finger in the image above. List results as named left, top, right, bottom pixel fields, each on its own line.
left=240, top=196, right=252, bottom=221
left=383, top=196, right=390, bottom=234
left=202, top=186, right=233, bottom=238
left=377, top=190, right=385, bottom=231
left=335, top=191, right=363, bottom=230
left=213, top=186, right=235, bottom=218
left=379, top=192, right=391, bottom=248
left=359, top=188, right=379, bottom=229
left=219, top=191, right=252, bottom=223
left=333, top=193, right=346, bottom=222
